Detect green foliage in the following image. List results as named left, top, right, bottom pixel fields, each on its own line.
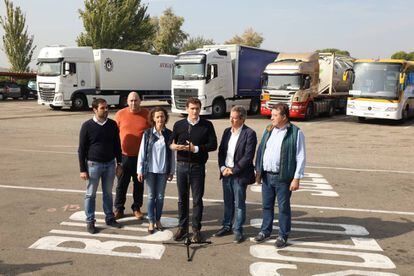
left=225, top=27, right=264, bottom=47
left=390, top=51, right=414, bottom=61
left=153, top=8, right=187, bottom=55
left=316, top=48, right=350, bottom=56
left=181, top=36, right=214, bottom=52
left=0, top=0, right=36, bottom=72
left=77, top=0, right=155, bottom=51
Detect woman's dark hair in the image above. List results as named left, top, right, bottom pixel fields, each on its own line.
left=148, top=106, right=169, bottom=127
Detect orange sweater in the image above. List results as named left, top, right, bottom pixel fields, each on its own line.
left=115, top=107, right=150, bottom=156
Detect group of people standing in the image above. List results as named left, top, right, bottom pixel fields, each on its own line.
left=78, top=91, right=306, bottom=249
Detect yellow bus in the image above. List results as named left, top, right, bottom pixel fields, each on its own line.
left=346, top=59, right=414, bottom=121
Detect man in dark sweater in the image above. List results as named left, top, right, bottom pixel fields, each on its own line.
left=169, top=97, right=217, bottom=242
left=78, top=98, right=123, bottom=234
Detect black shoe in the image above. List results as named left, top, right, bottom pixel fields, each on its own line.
left=173, top=228, right=188, bottom=241
left=86, top=221, right=97, bottom=234
left=275, top=236, right=288, bottom=248
left=253, top=232, right=269, bottom=243
left=192, top=229, right=202, bottom=243
left=233, top=232, right=244, bottom=243
left=213, top=227, right=232, bottom=237
left=106, top=218, right=122, bottom=228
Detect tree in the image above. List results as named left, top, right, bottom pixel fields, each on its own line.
left=225, top=27, right=263, bottom=47
left=391, top=51, right=414, bottom=61
left=180, top=36, right=214, bottom=52
left=153, top=8, right=187, bottom=55
left=0, top=0, right=36, bottom=72
left=316, top=48, right=351, bottom=56
left=77, top=0, right=155, bottom=51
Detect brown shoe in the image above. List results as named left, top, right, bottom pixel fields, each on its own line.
left=192, top=228, right=202, bottom=243
left=133, top=209, right=144, bottom=220
left=173, top=228, right=188, bottom=241
left=114, top=210, right=124, bottom=220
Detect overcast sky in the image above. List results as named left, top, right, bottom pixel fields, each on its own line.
left=1, top=0, right=413, bottom=69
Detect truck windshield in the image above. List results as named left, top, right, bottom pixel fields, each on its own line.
left=37, top=62, right=62, bottom=76
left=263, top=74, right=301, bottom=90
left=172, top=63, right=205, bottom=80
left=352, top=63, right=401, bottom=99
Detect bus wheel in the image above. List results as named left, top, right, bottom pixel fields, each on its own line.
left=72, top=94, right=88, bottom=111
left=400, top=106, right=409, bottom=123
left=212, top=98, right=226, bottom=118
left=357, top=116, right=366, bottom=122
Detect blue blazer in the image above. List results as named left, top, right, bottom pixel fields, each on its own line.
left=218, top=125, right=257, bottom=185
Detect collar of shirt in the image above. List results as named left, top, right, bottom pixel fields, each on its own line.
left=187, top=117, right=200, bottom=126
left=275, top=123, right=289, bottom=131
left=152, top=127, right=164, bottom=137
left=93, top=115, right=108, bottom=126
left=231, top=124, right=244, bottom=134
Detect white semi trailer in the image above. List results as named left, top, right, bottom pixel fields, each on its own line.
left=36, top=46, right=175, bottom=110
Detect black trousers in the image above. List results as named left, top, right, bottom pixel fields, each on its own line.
left=176, top=162, right=205, bottom=230
left=114, top=155, right=144, bottom=212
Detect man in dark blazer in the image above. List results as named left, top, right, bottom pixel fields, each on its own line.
left=214, top=105, right=257, bottom=243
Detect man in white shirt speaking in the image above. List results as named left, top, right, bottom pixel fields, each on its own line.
left=215, top=106, right=257, bottom=243
left=254, top=103, right=306, bottom=248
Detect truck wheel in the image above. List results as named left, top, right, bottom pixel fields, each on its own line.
left=118, top=96, right=128, bottom=108
left=72, top=94, right=88, bottom=111
left=305, top=102, right=314, bottom=121
left=212, top=98, right=226, bottom=118
left=249, top=98, right=260, bottom=115
left=357, top=116, right=366, bottom=122
left=50, top=105, right=62, bottom=110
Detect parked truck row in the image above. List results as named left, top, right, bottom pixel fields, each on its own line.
left=35, top=44, right=414, bottom=122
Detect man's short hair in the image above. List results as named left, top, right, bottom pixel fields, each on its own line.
left=231, top=105, right=247, bottom=120
left=186, top=97, right=202, bottom=108
left=148, top=106, right=169, bottom=127
left=92, top=98, right=107, bottom=110
left=272, top=103, right=290, bottom=120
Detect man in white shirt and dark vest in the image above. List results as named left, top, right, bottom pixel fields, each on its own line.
left=254, top=103, right=306, bottom=248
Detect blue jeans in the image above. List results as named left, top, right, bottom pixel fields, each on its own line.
left=260, top=172, right=292, bottom=239
left=222, top=176, right=246, bottom=234
left=146, top=172, right=168, bottom=223
left=84, top=160, right=116, bottom=223
left=176, top=162, right=205, bottom=230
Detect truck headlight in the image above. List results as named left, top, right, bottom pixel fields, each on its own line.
left=261, top=93, right=270, bottom=101
left=385, top=107, right=397, bottom=112
left=347, top=103, right=355, bottom=109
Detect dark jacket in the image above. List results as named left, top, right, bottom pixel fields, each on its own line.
left=218, top=125, right=257, bottom=185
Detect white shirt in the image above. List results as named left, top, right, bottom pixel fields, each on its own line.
left=262, top=125, right=306, bottom=179
left=221, top=125, right=243, bottom=172
left=93, top=115, right=107, bottom=126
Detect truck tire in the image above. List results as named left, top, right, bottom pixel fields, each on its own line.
left=72, top=94, right=88, bottom=111
left=305, top=102, right=314, bottom=121
left=118, top=96, right=128, bottom=108
left=357, top=116, right=366, bottom=122
left=249, top=97, right=261, bottom=115
left=399, top=106, right=409, bottom=123
left=50, top=105, right=62, bottom=110
left=212, top=98, right=226, bottom=118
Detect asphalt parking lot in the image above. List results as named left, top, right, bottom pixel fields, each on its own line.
left=0, top=100, right=413, bottom=275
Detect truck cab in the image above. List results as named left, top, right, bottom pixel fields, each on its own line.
left=37, top=46, right=95, bottom=110
left=171, top=48, right=233, bottom=116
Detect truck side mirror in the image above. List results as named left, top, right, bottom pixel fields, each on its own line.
left=399, top=73, right=406, bottom=84
left=302, top=76, right=311, bottom=89
left=63, top=62, right=70, bottom=76
left=206, top=65, right=211, bottom=83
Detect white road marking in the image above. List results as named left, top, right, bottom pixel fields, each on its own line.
left=313, top=270, right=399, bottom=276
left=250, top=245, right=396, bottom=269
left=250, top=262, right=297, bottom=276
left=249, top=219, right=369, bottom=236
left=29, top=236, right=165, bottom=259
left=1, top=184, right=413, bottom=216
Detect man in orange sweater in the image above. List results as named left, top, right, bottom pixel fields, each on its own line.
left=114, top=91, right=150, bottom=220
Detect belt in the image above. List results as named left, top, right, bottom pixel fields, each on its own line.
left=264, top=171, right=279, bottom=175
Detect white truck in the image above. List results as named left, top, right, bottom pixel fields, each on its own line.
left=36, top=46, right=175, bottom=110
left=171, top=44, right=278, bottom=117
left=260, top=52, right=354, bottom=119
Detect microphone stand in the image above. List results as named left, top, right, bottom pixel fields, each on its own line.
left=164, top=122, right=211, bottom=262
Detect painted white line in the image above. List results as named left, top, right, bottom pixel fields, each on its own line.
left=1, top=184, right=413, bottom=216
left=250, top=262, right=297, bottom=276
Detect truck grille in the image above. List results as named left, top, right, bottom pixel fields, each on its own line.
left=39, top=87, right=55, bottom=102
left=173, top=88, right=198, bottom=110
